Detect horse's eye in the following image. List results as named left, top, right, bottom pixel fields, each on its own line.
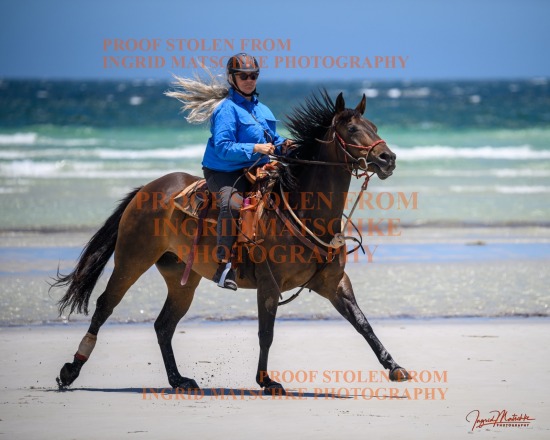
left=348, top=126, right=357, bottom=133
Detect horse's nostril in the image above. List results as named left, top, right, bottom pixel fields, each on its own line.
left=379, top=152, right=391, bottom=164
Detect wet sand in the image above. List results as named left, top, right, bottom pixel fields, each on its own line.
left=0, top=318, right=548, bottom=439
left=1, top=227, right=549, bottom=325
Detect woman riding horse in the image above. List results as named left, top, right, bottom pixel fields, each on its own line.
left=52, top=82, right=408, bottom=395
left=201, top=53, right=293, bottom=290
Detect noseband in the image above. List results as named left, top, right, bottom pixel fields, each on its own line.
left=333, top=129, right=386, bottom=171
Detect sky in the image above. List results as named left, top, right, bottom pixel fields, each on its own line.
left=1, top=0, right=549, bottom=81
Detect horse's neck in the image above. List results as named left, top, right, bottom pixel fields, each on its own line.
left=291, top=159, right=352, bottom=226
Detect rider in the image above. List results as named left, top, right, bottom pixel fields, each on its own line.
left=202, top=53, right=293, bottom=290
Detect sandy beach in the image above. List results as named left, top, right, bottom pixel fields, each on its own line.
left=1, top=318, right=548, bottom=439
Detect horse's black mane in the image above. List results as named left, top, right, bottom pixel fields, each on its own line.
left=285, top=89, right=335, bottom=161
left=278, top=89, right=356, bottom=191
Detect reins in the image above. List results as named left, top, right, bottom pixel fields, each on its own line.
left=268, top=126, right=385, bottom=305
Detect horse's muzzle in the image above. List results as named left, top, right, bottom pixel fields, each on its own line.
left=369, top=150, right=396, bottom=179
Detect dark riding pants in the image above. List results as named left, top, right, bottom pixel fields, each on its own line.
left=203, top=167, right=250, bottom=262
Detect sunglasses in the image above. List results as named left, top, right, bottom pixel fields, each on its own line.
left=236, top=72, right=259, bottom=81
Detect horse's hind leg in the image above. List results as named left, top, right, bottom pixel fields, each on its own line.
left=57, top=258, right=156, bottom=388
left=314, top=272, right=409, bottom=381
left=154, top=252, right=202, bottom=389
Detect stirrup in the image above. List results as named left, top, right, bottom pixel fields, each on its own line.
left=216, top=262, right=237, bottom=291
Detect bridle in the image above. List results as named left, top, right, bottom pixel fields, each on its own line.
left=269, top=120, right=389, bottom=250
left=333, top=129, right=386, bottom=174
left=275, top=123, right=387, bottom=175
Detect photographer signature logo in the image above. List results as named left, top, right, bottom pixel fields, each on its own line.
left=466, top=409, right=535, bottom=431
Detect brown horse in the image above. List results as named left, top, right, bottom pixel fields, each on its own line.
left=52, top=91, right=409, bottom=394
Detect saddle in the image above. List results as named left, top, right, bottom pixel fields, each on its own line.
left=173, top=162, right=281, bottom=241
left=173, top=163, right=282, bottom=285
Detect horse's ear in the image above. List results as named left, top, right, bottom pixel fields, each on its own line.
left=355, top=94, right=366, bottom=115
left=335, top=93, right=345, bottom=113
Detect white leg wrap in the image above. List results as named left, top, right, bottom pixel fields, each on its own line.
left=76, top=332, right=97, bottom=360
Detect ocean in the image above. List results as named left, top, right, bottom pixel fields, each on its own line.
left=0, top=78, right=549, bottom=324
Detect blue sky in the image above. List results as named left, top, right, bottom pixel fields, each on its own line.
left=1, top=0, right=549, bottom=81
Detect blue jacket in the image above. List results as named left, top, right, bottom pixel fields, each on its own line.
left=202, top=88, right=286, bottom=172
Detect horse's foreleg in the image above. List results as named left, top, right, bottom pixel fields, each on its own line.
left=255, top=273, right=286, bottom=395
left=154, top=254, right=201, bottom=389
left=318, top=272, right=409, bottom=382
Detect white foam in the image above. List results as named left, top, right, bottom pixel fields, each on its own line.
left=0, top=132, right=38, bottom=145
left=387, top=88, right=401, bottom=99
left=0, top=151, right=27, bottom=159
left=449, top=186, right=489, bottom=193
left=0, top=145, right=205, bottom=161
left=402, top=87, right=431, bottom=98
left=450, top=185, right=550, bottom=194
left=426, top=168, right=550, bottom=178
left=393, top=145, right=550, bottom=160
left=360, top=88, right=379, bottom=98
left=494, top=185, right=550, bottom=194
left=0, top=133, right=104, bottom=148
left=0, top=160, right=64, bottom=177
left=469, top=95, right=481, bottom=104
left=39, top=137, right=102, bottom=147
left=0, top=148, right=78, bottom=159
left=95, top=145, right=204, bottom=159
left=0, top=186, right=29, bottom=194
left=0, top=160, right=194, bottom=179
left=490, top=169, right=550, bottom=178
left=129, top=96, right=144, bottom=106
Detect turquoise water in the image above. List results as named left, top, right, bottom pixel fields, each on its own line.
left=1, top=124, right=549, bottom=228
left=1, top=79, right=549, bottom=228
left=0, top=79, right=549, bottom=324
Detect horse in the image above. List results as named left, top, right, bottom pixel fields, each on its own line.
left=52, top=91, right=409, bottom=395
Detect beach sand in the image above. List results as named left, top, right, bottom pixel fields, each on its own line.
left=1, top=318, right=548, bottom=439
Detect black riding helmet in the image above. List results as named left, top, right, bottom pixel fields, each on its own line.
left=226, top=53, right=260, bottom=97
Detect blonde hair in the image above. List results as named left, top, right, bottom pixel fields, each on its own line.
left=165, top=69, right=229, bottom=124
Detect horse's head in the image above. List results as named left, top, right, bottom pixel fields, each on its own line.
left=332, top=93, right=396, bottom=180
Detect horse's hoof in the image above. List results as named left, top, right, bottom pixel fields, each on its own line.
left=262, top=381, right=286, bottom=396
left=57, top=362, right=80, bottom=388
left=389, top=367, right=410, bottom=382
left=172, top=377, right=200, bottom=390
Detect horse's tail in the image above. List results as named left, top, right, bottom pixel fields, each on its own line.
left=52, top=187, right=143, bottom=316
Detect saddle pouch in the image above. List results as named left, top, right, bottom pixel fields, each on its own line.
left=173, top=179, right=214, bottom=221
